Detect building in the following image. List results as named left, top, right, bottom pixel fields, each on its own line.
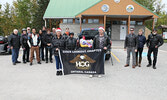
left=43, top=0, right=159, bottom=40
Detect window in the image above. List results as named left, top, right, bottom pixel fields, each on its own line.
left=82, top=19, right=86, bottom=24
left=88, top=19, right=99, bottom=24
left=136, top=21, right=143, bottom=25
left=75, top=18, right=80, bottom=24
left=130, top=21, right=136, bottom=25
left=94, top=19, right=99, bottom=24
left=112, top=21, right=121, bottom=25
left=63, top=19, right=68, bottom=23
left=67, top=19, right=73, bottom=23
left=121, top=21, right=127, bottom=25
left=63, top=19, right=73, bottom=23
left=88, top=19, right=93, bottom=23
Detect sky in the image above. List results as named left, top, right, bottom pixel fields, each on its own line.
left=0, top=0, right=167, bottom=12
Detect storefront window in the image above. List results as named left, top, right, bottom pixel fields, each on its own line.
left=82, top=19, right=86, bottom=24
left=63, top=19, right=73, bottom=23
left=88, top=19, right=93, bottom=23
left=136, top=21, right=143, bottom=25
left=121, top=21, right=127, bottom=25
left=67, top=19, right=73, bottom=23
left=130, top=21, right=136, bottom=25
left=88, top=19, right=99, bottom=24
left=63, top=19, right=68, bottom=23
left=112, top=21, right=121, bottom=25
left=94, top=19, right=99, bottom=24
left=75, top=18, right=80, bottom=24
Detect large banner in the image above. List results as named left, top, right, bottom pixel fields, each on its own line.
left=59, top=49, right=104, bottom=75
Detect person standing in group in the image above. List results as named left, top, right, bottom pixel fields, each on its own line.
left=39, top=29, right=45, bottom=61
left=93, top=27, right=111, bottom=78
left=52, top=28, right=56, bottom=37
left=136, top=29, right=146, bottom=67
left=146, top=29, right=164, bottom=69
left=8, top=29, right=21, bottom=65
left=63, top=27, right=70, bottom=40
left=124, top=28, right=138, bottom=68
left=28, top=28, right=41, bottom=66
left=21, top=28, right=30, bottom=63
left=65, top=32, right=77, bottom=50
left=27, top=27, right=31, bottom=37
left=44, top=29, right=54, bottom=63
left=52, top=28, right=65, bottom=76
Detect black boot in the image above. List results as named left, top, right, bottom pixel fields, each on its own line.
left=147, top=64, right=152, bottom=67
left=139, top=57, right=142, bottom=67
left=153, top=65, right=156, bottom=69
left=56, top=71, right=60, bottom=76
left=23, top=61, right=26, bottom=64
left=59, top=71, right=62, bottom=75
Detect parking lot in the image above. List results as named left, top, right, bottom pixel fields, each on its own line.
left=0, top=41, right=167, bottom=100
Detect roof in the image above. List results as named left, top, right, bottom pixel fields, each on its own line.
left=44, top=0, right=159, bottom=19
left=43, top=0, right=102, bottom=19
left=158, top=25, right=167, bottom=29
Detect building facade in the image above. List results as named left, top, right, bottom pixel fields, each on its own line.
left=43, top=0, right=159, bottom=40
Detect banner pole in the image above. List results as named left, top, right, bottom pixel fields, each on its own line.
left=58, top=49, right=65, bottom=75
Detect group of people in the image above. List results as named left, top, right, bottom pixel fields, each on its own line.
left=8, top=25, right=163, bottom=77
left=124, top=28, right=164, bottom=69
left=8, top=26, right=111, bottom=76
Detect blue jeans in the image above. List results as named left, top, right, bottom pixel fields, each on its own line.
left=12, top=48, right=19, bottom=63
left=54, top=56, right=62, bottom=70
left=104, top=53, right=106, bottom=61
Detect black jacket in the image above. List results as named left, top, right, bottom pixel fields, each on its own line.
left=65, top=37, right=77, bottom=50
left=43, top=34, right=54, bottom=46
left=147, top=33, right=164, bottom=48
left=93, top=34, right=111, bottom=53
left=20, top=34, right=29, bottom=48
left=137, top=35, right=146, bottom=48
left=62, top=33, right=69, bottom=40
left=124, top=33, right=138, bottom=49
left=52, top=35, right=65, bottom=56
left=8, top=33, right=21, bottom=48
left=39, top=33, right=45, bottom=47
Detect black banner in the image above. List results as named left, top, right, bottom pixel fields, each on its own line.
left=59, top=49, right=104, bottom=75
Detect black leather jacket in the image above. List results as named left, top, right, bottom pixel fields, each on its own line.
left=43, top=34, right=54, bottom=47
left=8, top=33, right=21, bottom=48
left=52, top=35, right=65, bottom=56
left=147, top=33, right=164, bottom=48
left=21, top=34, right=29, bottom=48
left=93, top=34, right=111, bottom=53
left=124, top=33, right=138, bottom=49
left=65, top=37, right=77, bottom=50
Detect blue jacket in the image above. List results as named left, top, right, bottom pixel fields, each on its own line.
left=137, top=35, right=146, bottom=48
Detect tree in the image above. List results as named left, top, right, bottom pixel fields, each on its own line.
left=13, top=0, right=38, bottom=30
left=0, top=3, right=15, bottom=36
left=0, top=4, right=3, bottom=36
left=32, top=0, right=50, bottom=31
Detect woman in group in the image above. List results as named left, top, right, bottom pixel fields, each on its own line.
left=52, top=28, right=65, bottom=76
left=136, top=29, right=146, bottom=67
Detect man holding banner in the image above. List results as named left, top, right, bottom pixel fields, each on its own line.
left=92, top=26, right=111, bottom=78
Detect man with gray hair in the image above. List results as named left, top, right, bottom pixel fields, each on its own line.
left=8, top=29, right=21, bottom=65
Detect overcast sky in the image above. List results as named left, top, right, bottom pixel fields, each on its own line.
left=0, top=0, right=167, bottom=12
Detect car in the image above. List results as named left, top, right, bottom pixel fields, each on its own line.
left=78, top=28, right=111, bottom=60
left=0, top=36, right=12, bottom=54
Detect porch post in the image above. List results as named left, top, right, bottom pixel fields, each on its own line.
left=104, top=15, right=106, bottom=31
left=49, top=19, right=52, bottom=30
left=45, top=19, right=47, bottom=27
left=80, top=16, right=82, bottom=32
left=152, top=18, right=155, bottom=31
left=128, top=15, right=131, bottom=34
